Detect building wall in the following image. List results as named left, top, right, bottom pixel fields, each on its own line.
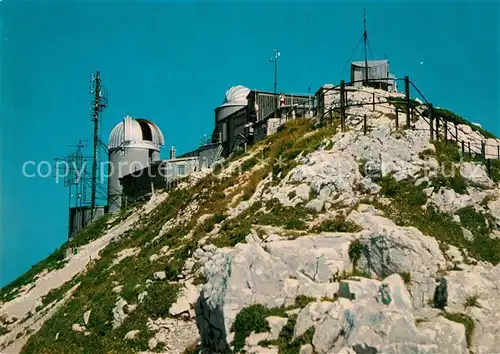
left=120, top=157, right=199, bottom=203
left=108, top=147, right=152, bottom=212
left=198, top=143, right=223, bottom=168
left=316, top=84, right=341, bottom=116
left=69, top=206, right=105, bottom=239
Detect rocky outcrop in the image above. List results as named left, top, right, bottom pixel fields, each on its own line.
left=295, top=275, right=467, bottom=354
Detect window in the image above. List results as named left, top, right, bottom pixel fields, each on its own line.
left=177, top=164, right=186, bottom=176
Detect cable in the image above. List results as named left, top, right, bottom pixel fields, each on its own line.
left=339, top=35, right=364, bottom=78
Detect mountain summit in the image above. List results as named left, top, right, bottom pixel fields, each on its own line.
left=1, top=87, right=500, bottom=354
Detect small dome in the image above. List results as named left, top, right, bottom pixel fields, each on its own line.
left=108, top=116, right=164, bottom=151
left=220, top=85, right=250, bottom=107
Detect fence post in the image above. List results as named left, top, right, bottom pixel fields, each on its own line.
left=461, top=141, right=465, bottom=155
left=482, top=142, right=486, bottom=159
left=444, top=120, right=448, bottom=142
left=372, top=92, right=375, bottom=111
left=364, top=114, right=367, bottom=135
left=429, top=103, right=433, bottom=140
left=498, top=145, right=500, bottom=159
left=468, top=142, right=471, bottom=158
left=405, top=76, right=410, bottom=129
left=340, top=80, right=346, bottom=132
left=455, top=125, right=458, bottom=142
left=435, top=116, right=440, bottom=141
left=395, top=108, right=399, bottom=129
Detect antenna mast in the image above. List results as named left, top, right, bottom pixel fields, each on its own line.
left=89, top=71, right=108, bottom=218
left=363, top=9, right=369, bottom=86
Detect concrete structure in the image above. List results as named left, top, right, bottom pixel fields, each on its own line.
left=120, top=156, right=199, bottom=202
left=350, top=60, right=397, bottom=92
left=68, top=205, right=106, bottom=238
left=107, top=116, right=164, bottom=212
left=119, top=141, right=223, bottom=204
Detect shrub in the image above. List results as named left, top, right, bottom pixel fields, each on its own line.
left=231, top=305, right=271, bottom=352
left=348, top=240, right=364, bottom=271
left=399, top=272, right=412, bottom=285
left=253, top=201, right=312, bottom=230
left=463, top=294, right=480, bottom=309
left=241, top=157, right=258, bottom=172
left=312, top=215, right=362, bottom=233
left=294, top=295, right=316, bottom=309
left=259, top=316, right=315, bottom=354
left=0, top=326, right=9, bottom=336
left=143, top=281, right=179, bottom=319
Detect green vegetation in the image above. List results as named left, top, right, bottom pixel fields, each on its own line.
left=39, top=276, right=80, bottom=308
left=0, top=208, right=127, bottom=303
left=231, top=296, right=317, bottom=352
left=376, top=176, right=500, bottom=265
left=420, top=140, right=469, bottom=194
left=441, top=312, right=475, bottom=348
left=386, top=96, right=421, bottom=111
left=0, top=325, right=9, bottom=336
left=241, top=157, right=259, bottom=172
left=399, top=272, right=412, bottom=285
left=312, top=214, right=362, bottom=233
left=379, top=176, right=428, bottom=207
left=259, top=316, right=315, bottom=354
left=488, top=159, right=500, bottom=183
left=424, top=107, right=496, bottom=139
left=348, top=239, right=364, bottom=272
left=254, top=199, right=313, bottom=230
left=463, top=294, right=480, bottom=309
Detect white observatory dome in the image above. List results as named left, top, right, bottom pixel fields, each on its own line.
left=108, top=115, right=165, bottom=151
left=220, top=85, right=250, bottom=107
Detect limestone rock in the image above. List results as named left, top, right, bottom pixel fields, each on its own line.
left=169, top=282, right=199, bottom=317
left=124, top=330, right=140, bottom=340
left=266, top=316, right=288, bottom=340
left=460, top=162, right=493, bottom=188
left=72, top=323, right=85, bottom=333
left=153, top=271, right=166, bottom=280
left=112, top=298, right=128, bottom=329
left=299, top=344, right=314, bottom=354
left=83, top=310, right=91, bottom=326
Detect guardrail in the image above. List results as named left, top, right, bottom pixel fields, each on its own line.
left=249, top=76, right=499, bottom=179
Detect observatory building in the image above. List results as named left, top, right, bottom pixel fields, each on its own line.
left=107, top=116, right=164, bottom=212
left=213, top=85, right=311, bottom=156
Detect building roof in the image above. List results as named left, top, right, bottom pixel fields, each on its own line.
left=108, top=116, right=164, bottom=151
left=351, top=60, right=389, bottom=68
left=220, top=85, right=251, bottom=107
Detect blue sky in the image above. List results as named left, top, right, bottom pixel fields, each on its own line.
left=1, top=1, right=498, bottom=287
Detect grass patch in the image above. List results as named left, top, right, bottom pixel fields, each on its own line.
left=441, top=312, right=475, bottom=348
left=231, top=296, right=316, bottom=352
left=422, top=141, right=468, bottom=194
left=253, top=199, right=313, bottom=230
left=312, top=214, right=362, bottom=233
left=463, top=294, right=480, bottom=309
left=399, top=272, right=412, bottom=285
left=423, top=107, right=496, bottom=139
left=386, top=96, right=421, bottom=112
left=376, top=176, right=500, bottom=265
left=259, top=316, right=315, bottom=354
left=241, top=157, right=258, bottom=172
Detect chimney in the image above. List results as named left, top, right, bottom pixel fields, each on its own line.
left=170, top=146, right=176, bottom=160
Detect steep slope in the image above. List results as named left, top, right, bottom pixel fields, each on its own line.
left=1, top=87, right=500, bottom=354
